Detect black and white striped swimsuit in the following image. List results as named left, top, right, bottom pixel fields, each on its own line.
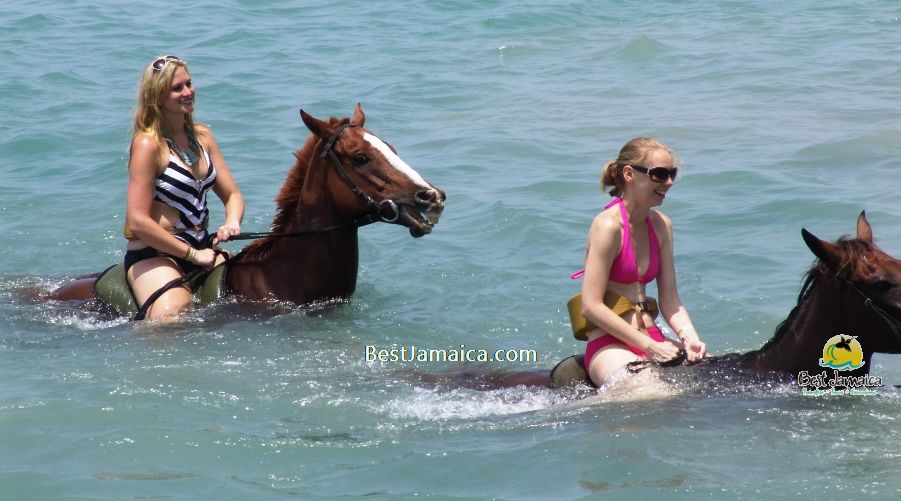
left=154, top=147, right=217, bottom=247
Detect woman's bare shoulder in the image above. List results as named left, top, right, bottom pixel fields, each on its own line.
left=130, top=131, right=159, bottom=151
left=649, top=209, right=674, bottom=243
left=588, top=206, right=623, bottom=251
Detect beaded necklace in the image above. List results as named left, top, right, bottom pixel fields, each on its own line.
left=164, top=130, right=201, bottom=167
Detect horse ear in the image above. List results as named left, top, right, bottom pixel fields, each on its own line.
left=802, top=228, right=840, bottom=266
left=856, top=210, right=873, bottom=243
left=300, top=109, right=335, bottom=139
left=350, top=103, right=365, bottom=127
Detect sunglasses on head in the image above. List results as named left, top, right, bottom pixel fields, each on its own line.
left=629, top=164, right=678, bottom=183
left=151, top=55, right=183, bottom=72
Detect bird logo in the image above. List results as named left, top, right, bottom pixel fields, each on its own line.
left=819, top=335, right=865, bottom=371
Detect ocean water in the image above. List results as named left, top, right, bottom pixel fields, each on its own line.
left=2, top=1, right=901, bottom=499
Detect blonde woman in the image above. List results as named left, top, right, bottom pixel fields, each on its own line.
left=124, top=55, right=244, bottom=320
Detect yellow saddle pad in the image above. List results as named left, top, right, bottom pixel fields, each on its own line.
left=567, top=292, right=658, bottom=340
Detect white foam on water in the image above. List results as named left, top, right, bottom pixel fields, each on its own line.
left=381, top=386, right=569, bottom=422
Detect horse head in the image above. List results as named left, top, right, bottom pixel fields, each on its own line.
left=298, top=104, right=445, bottom=237
left=802, top=212, right=901, bottom=355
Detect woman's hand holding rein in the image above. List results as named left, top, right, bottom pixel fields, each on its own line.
left=188, top=248, right=217, bottom=267
left=216, top=222, right=241, bottom=243
left=677, top=326, right=707, bottom=362
left=642, top=336, right=682, bottom=364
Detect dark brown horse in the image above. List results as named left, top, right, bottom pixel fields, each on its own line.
left=442, top=212, right=901, bottom=390
left=729, top=211, right=901, bottom=378
left=51, top=104, right=445, bottom=310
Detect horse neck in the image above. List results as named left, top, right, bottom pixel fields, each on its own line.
left=227, top=147, right=362, bottom=304
left=742, top=273, right=873, bottom=375
left=271, top=152, right=360, bottom=269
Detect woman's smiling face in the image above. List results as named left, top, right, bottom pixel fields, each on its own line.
left=629, top=148, right=675, bottom=206
left=161, top=66, right=194, bottom=116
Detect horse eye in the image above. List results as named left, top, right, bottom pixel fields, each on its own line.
left=352, top=154, right=370, bottom=166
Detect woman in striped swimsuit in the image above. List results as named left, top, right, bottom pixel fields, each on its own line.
left=581, top=138, right=707, bottom=386
left=124, top=55, right=244, bottom=320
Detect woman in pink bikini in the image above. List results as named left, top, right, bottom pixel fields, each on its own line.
left=581, top=137, right=706, bottom=386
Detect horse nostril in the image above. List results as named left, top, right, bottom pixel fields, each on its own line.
left=416, top=189, right=441, bottom=205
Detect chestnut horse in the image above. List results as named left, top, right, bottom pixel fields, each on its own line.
left=442, top=212, right=901, bottom=390
left=51, top=104, right=445, bottom=311
left=223, top=104, right=444, bottom=304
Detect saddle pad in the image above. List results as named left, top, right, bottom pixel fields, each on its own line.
left=94, top=263, right=227, bottom=318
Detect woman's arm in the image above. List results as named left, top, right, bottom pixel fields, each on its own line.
left=654, top=210, right=706, bottom=361
left=200, top=126, right=244, bottom=243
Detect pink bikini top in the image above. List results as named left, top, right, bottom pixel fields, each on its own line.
left=569, top=198, right=660, bottom=284
left=604, top=197, right=660, bottom=284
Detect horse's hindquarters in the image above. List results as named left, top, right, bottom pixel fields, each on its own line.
left=50, top=276, right=99, bottom=301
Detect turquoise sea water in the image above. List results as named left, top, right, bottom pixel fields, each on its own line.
left=2, top=1, right=901, bottom=499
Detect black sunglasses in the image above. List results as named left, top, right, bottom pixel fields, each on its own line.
left=151, top=55, right=183, bottom=72
left=629, top=164, right=678, bottom=183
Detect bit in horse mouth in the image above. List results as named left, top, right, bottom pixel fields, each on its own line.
left=423, top=204, right=443, bottom=226
left=398, top=204, right=442, bottom=237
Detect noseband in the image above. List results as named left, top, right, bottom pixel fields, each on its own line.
left=321, top=123, right=400, bottom=224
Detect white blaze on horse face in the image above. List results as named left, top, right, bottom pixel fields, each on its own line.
left=362, top=132, right=431, bottom=189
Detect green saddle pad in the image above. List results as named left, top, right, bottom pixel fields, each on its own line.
left=94, top=263, right=227, bottom=317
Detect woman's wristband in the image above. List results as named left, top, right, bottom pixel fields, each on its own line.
left=676, top=326, right=697, bottom=341
left=184, top=246, right=196, bottom=263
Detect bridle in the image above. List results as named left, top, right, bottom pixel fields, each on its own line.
left=319, top=123, right=402, bottom=224
left=839, top=272, right=901, bottom=343
left=231, top=123, right=403, bottom=241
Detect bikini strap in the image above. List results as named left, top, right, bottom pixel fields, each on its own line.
left=641, top=211, right=660, bottom=282
left=609, top=197, right=637, bottom=280
left=616, top=199, right=633, bottom=263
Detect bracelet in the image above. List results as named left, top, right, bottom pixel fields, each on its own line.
left=676, top=326, right=696, bottom=340
left=184, top=247, right=196, bottom=263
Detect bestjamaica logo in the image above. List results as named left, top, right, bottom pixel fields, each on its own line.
left=798, top=334, right=883, bottom=396
left=818, top=334, right=865, bottom=371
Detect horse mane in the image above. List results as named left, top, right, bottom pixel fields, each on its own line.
left=751, top=271, right=818, bottom=355
left=271, top=116, right=350, bottom=234
left=235, top=116, right=350, bottom=263
left=825, top=235, right=874, bottom=275
left=750, top=235, right=872, bottom=354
